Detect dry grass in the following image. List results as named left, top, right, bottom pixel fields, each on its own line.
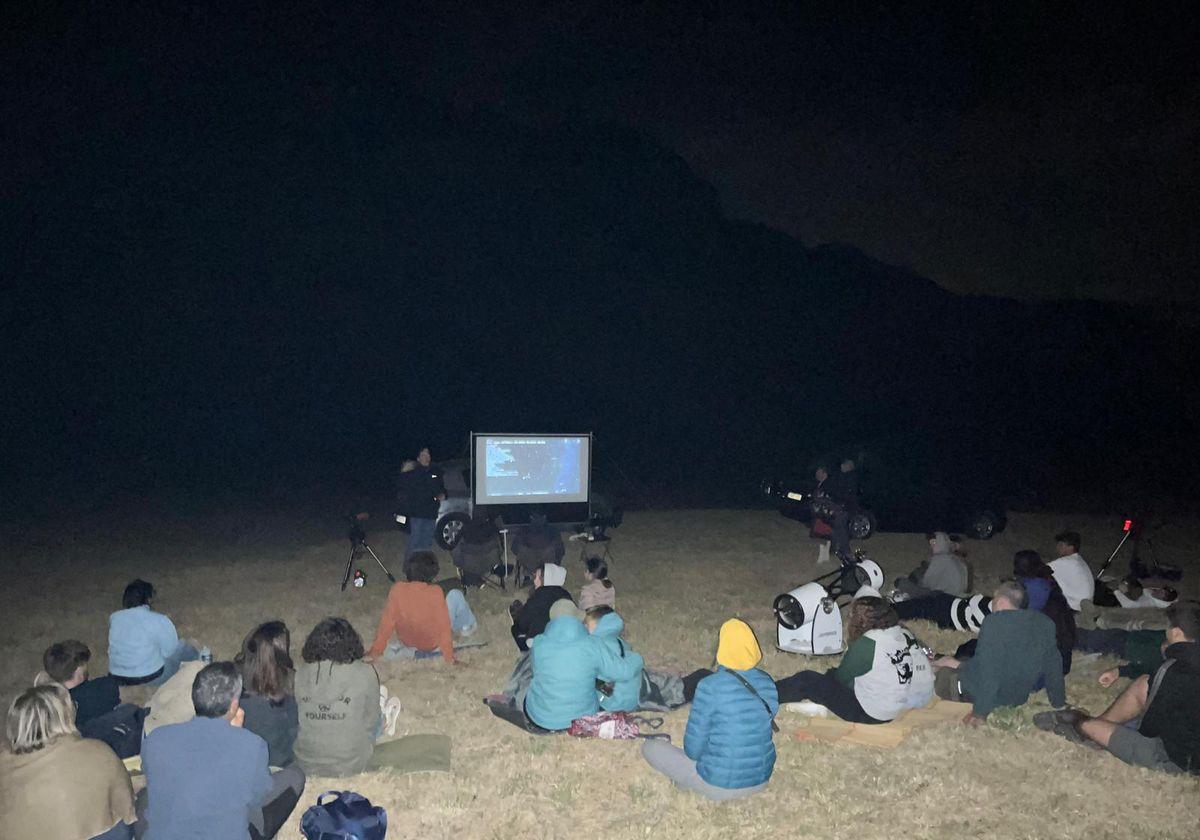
left=3, top=508, right=1199, bottom=839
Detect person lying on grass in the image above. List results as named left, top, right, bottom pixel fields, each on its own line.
left=931, top=579, right=1066, bottom=726
left=1075, top=626, right=1166, bottom=686
left=584, top=605, right=643, bottom=713
left=1036, top=600, right=1200, bottom=775
left=642, top=619, right=777, bottom=802
left=773, top=593, right=933, bottom=724
left=365, top=550, right=476, bottom=664
left=522, top=600, right=643, bottom=731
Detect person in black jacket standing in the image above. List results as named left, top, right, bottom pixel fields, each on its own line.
left=401, top=447, right=446, bottom=559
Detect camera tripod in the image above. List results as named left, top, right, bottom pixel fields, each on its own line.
left=341, top=516, right=396, bottom=590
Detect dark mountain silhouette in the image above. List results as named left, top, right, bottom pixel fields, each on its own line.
left=3, top=14, right=1196, bottom=512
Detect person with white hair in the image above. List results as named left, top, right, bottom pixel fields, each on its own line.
left=0, top=683, right=136, bottom=840
left=931, top=580, right=1066, bottom=726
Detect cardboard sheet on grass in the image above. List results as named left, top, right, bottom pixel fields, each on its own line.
left=122, top=734, right=452, bottom=776
left=786, top=699, right=973, bottom=749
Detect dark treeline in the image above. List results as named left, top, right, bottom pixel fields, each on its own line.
left=3, top=6, right=1197, bottom=516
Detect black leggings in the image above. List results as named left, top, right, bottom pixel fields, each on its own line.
left=774, top=670, right=886, bottom=724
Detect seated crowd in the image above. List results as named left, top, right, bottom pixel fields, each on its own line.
left=3, top=523, right=1198, bottom=839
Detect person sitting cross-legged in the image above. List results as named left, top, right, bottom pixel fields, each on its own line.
left=642, top=619, right=778, bottom=801
left=0, top=683, right=136, bottom=840
left=931, top=579, right=1066, bottom=726
left=365, top=551, right=476, bottom=664
left=1037, top=600, right=1200, bottom=775
left=140, top=661, right=306, bottom=840
left=774, top=595, right=933, bottom=723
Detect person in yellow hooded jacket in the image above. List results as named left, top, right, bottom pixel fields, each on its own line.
left=641, top=619, right=777, bottom=800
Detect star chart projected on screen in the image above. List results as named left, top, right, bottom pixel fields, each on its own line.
left=473, top=435, right=589, bottom=506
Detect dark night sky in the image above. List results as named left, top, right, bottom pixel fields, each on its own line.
left=3, top=2, right=1198, bottom=510
left=385, top=2, right=1200, bottom=302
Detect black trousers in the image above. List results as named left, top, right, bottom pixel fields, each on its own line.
left=773, top=670, right=886, bottom=724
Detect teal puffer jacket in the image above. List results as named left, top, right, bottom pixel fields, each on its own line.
left=589, top=612, right=645, bottom=712
left=684, top=666, right=778, bottom=789
left=526, top=615, right=642, bottom=730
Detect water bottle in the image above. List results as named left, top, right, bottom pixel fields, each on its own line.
left=199, top=646, right=212, bottom=664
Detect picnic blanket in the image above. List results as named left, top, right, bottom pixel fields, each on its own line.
left=368, top=734, right=452, bottom=773
left=785, top=698, right=973, bottom=749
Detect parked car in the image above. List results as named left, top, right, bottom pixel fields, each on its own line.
left=763, top=440, right=1009, bottom=540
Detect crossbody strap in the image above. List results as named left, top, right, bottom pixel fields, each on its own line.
left=727, top=670, right=779, bottom=732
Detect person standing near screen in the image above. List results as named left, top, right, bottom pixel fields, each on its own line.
left=405, top=447, right=446, bottom=558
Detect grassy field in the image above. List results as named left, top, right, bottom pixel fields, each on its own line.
left=3, top=506, right=1199, bottom=839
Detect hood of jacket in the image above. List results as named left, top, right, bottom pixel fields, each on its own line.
left=591, top=611, right=625, bottom=639
left=716, top=619, right=762, bottom=670
left=540, top=614, right=589, bottom=643
left=930, top=532, right=954, bottom=555
left=1164, top=640, right=1200, bottom=673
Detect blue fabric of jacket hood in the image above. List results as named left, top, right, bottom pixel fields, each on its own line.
left=590, top=612, right=644, bottom=712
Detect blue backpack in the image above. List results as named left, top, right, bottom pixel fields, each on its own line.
left=300, top=791, right=387, bottom=840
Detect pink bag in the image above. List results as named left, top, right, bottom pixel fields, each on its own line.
left=567, top=711, right=667, bottom=740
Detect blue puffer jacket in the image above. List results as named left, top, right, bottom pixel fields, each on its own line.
left=526, top=615, right=642, bottom=730
left=589, top=612, right=645, bottom=712
left=685, top=666, right=778, bottom=789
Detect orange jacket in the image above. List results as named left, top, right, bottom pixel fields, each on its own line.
left=368, top=581, right=454, bottom=663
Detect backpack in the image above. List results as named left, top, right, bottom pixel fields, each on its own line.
left=638, top=669, right=686, bottom=712
left=567, top=711, right=667, bottom=740
left=79, top=703, right=148, bottom=759
left=300, top=791, right=387, bottom=840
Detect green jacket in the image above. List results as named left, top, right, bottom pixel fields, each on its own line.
left=959, top=609, right=1065, bottom=717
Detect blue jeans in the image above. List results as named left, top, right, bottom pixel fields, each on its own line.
left=91, top=821, right=133, bottom=840
left=149, top=641, right=200, bottom=686
left=445, top=588, right=477, bottom=635
left=407, top=517, right=436, bottom=557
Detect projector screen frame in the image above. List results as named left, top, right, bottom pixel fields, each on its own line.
left=469, top=431, right=593, bottom=526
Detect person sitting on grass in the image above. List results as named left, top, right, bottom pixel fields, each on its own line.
left=365, top=551, right=475, bottom=664
left=642, top=619, right=777, bottom=801
left=141, top=661, right=305, bottom=840
left=522, top=601, right=644, bottom=731
left=0, top=683, right=137, bottom=840
left=578, top=556, right=616, bottom=610
left=1037, top=600, right=1200, bottom=775
left=509, top=563, right=574, bottom=652
left=107, top=579, right=200, bottom=687
left=1049, top=530, right=1094, bottom=611
left=42, top=639, right=120, bottom=730
left=293, top=618, right=382, bottom=777
left=584, top=605, right=643, bottom=713
left=235, top=621, right=299, bottom=768
left=892, top=532, right=970, bottom=600
left=1012, top=549, right=1076, bottom=675
left=774, top=595, right=933, bottom=723
left=931, top=579, right=1065, bottom=726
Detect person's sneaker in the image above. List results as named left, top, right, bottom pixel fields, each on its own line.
left=381, top=696, right=402, bottom=737
left=1033, top=708, right=1087, bottom=731
left=1050, top=721, right=1087, bottom=744
left=888, top=588, right=911, bottom=603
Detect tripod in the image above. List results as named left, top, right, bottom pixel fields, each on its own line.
left=341, top=518, right=396, bottom=591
